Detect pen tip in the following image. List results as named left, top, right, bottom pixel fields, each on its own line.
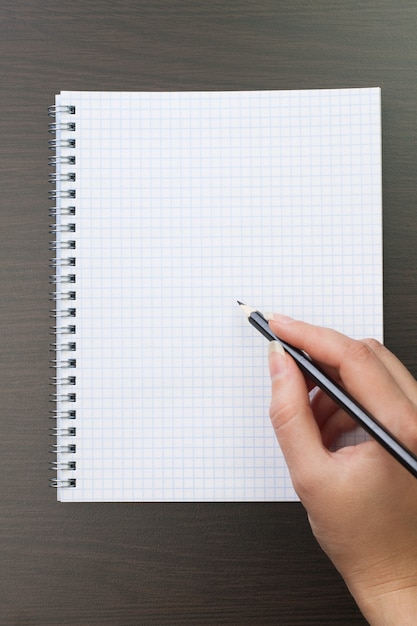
left=238, top=302, right=256, bottom=319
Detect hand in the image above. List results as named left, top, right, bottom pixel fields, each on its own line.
left=267, top=314, right=417, bottom=625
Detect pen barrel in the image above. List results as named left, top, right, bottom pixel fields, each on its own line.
left=249, top=311, right=417, bottom=479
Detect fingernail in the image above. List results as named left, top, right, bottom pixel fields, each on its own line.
left=268, top=341, right=287, bottom=378
left=264, top=312, right=294, bottom=324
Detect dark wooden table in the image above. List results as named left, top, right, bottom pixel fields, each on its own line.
left=2, top=1, right=417, bottom=623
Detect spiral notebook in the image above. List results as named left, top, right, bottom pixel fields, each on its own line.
left=49, top=88, right=382, bottom=502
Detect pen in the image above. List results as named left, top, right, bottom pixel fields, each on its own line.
left=238, top=301, right=417, bottom=479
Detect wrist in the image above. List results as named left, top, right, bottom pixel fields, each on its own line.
left=345, top=560, right=417, bottom=625
left=355, top=585, right=417, bottom=625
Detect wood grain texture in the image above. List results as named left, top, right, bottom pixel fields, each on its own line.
left=2, top=0, right=417, bottom=623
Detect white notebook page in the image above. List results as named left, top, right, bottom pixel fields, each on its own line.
left=54, top=88, right=382, bottom=501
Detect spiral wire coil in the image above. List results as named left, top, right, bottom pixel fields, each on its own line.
left=48, top=104, right=77, bottom=489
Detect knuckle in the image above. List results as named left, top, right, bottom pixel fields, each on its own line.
left=342, top=338, right=377, bottom=366
left=269, top=395, right=296, bottom=432
left=269, top=397, right=288, bottom=433
left=362, top=337, right=385, bottom=354
left=269, top=396, right=307, bottom=439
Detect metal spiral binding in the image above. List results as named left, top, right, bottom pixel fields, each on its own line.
left=49, top=206, right=76, bottom=217
left=49, top=223, right=76, bottom=234
left=48, top=189, right=76, bottom=200
left=48, top=139, right=76, bottom=150
left=48, top=122, right=76, bottom=133
left=50, top=461, right=77, bottom=471
left=50, top=409, right=76, bottom=420
left=48, top=156, right=76, bottom=166
left=49, top=172, right=76, bottom=184
left=48, top=105, right=76, bottom=116
left=49, top=275, right=76, bottom=285
left=49, top=259, right=76, bottom=269
left=48, top=102, right=77, bottom=489
left=49, top=241, right=76, bottom=251
left=50, top=479, right=77, bottom=488
left=49, top=306, right=76, bottom=317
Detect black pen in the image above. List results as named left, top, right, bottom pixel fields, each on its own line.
left=238, top=301, right=417, bottom=479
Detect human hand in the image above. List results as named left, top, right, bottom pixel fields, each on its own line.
left=267, top=314, right=417, bottom=625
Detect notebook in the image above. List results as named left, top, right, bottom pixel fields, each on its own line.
left=48, top=88, right=383, bottom=502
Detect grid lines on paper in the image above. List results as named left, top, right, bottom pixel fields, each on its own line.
left=56, top=88, right=382, bottom=502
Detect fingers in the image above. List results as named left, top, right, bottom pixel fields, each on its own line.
left=268, top=315, right=417, bottom=450
left=361, top=338, right=417, bottom=405
left=310, top=389, right=358, bottom=448
left=268, top=341, right=330, bottom=491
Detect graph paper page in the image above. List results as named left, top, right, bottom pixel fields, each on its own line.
left=54, top=89, right=382, bottom=501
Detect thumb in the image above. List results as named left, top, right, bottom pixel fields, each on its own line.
left=268, top=341, right=329, bottom=491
